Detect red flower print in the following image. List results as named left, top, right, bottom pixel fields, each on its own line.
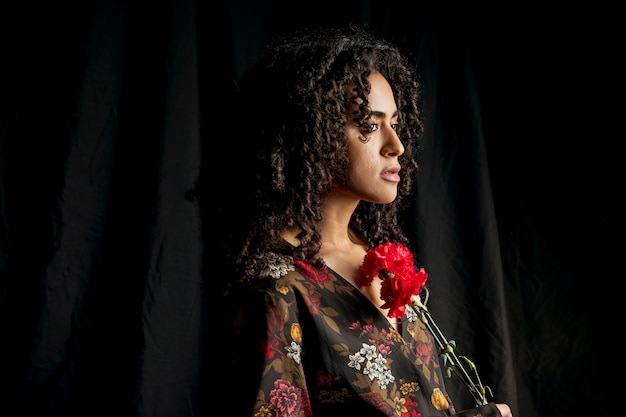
left=261, top=338, right=280, bottom=360
left=300, top=388, right=312, bottom=416
left=301, top=281, right=321, bottom=315
left=269, top=379, right=302, bottom=417
left=294, top=259, right=329, bottom=284
left=377, top=343, right=391, bottom=355
left=402, top=397, right=421, bottom=417
left=414, top=339, right=433, bottom=364
left=266, top=300, right=285, bottom=334
left=315, top=371, right=334, bottom=388
left=358, top=392, right=395, bottom=415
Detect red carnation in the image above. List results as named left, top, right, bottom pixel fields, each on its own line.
left=359, top=242, right=428, bottom=319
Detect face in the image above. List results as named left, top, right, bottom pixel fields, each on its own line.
left=337, top=71, right=405, bottom=204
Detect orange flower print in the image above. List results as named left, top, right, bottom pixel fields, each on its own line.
left=290, top=323, right=302, bottom=344
left=431, top=387, right=450, bottom=411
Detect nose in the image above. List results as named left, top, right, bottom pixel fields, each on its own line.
left=382, top=126, right=404, bottom=157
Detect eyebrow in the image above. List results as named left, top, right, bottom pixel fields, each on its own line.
left=370, top=110, right=398, bottom=118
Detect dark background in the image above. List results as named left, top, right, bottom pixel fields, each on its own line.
left=0, top=1, right=616, bottom=416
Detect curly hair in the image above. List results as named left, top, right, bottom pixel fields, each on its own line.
left=221, top=25, right=424, bottom=288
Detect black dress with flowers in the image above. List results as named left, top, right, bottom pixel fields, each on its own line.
left=223, top=245, right=502, bottom=417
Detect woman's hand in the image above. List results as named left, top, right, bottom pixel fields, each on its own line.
left=496, top=403, right=512, bottom=417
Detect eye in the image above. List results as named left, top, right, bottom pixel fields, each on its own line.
left=367, top=122, right=379, bottom=133
left=391, top=122, right=399, bottom=131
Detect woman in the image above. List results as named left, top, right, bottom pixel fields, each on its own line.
left=215, top=25, right=513, bottom=417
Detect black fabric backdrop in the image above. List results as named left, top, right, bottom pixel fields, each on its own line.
left=0, top=1, right=615, bottom=416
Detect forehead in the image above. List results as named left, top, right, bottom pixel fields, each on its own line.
left=346, top=71, right=397, bottom=114
left=366, top=72, right=396, bottom=113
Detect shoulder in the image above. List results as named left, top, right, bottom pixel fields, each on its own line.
left=247, top=249, right=335, bottom=294
left=256, top=250, right=298, bottom=280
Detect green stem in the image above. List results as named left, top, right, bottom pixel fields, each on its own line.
left=412, top=289, right=492, bottom=406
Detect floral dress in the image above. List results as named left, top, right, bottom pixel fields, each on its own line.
left=224, top=245, right=502, bottom=417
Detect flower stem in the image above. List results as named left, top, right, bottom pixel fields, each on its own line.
left=411, top=289, right=493, bottom=406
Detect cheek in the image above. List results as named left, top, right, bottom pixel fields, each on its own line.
left=345, top=146, right=378, bottom=185
left=348, top=142, right=377, bottom=167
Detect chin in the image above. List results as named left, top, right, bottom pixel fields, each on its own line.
left=372, top=195, right=397, bottom=205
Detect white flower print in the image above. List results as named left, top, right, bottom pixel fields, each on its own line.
left=405, top=305, right=418, bottom=322
left=259, top=252, right=295, bottom=279
left=347, top=352, right=366, bottom=370
left=347, top=343, right=395, bottom=389
left=285, top=341, right=302, bottom=364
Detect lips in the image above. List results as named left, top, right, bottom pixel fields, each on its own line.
left=381, top=165, right=401, bottom=182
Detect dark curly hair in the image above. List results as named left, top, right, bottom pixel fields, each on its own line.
left=219, top=25, right=423, bottom=290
